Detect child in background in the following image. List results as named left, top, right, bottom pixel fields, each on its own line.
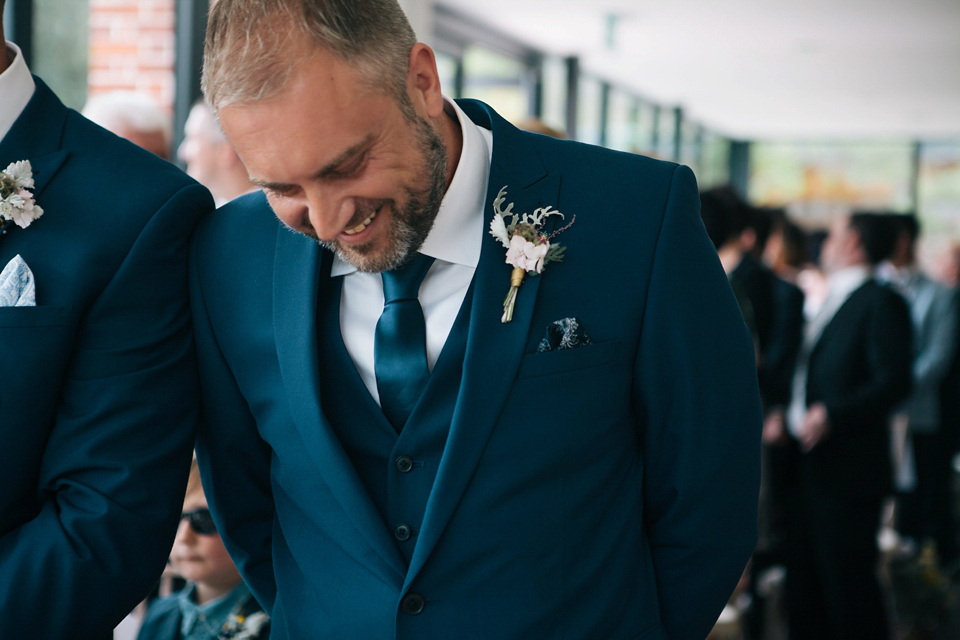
left=137, top=459, right=269, bottom=640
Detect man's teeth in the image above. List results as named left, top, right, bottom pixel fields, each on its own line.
left=344, top=211, right=377, bottom=235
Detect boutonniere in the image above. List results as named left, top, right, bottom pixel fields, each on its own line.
left=0, top=161, right=44, bottom=233
left=489, top=185, right=574, bottom=323
left=220, top=609, right=269, bottom=639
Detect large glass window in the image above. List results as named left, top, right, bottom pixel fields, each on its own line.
left=749, top=141, right=915, bottom=226
left=918, top=141, right=960, bottom=240
left=575, top=75, right=603, bottom=146
left=540, top=56, right=568, bottom=136
left=435, top=51, right=460, bottom=99
left=678, top=118, right=700, bottom=170
left=656, top=107, right=678, bottom=161
left=697, top=133, right=732, bottom=189
left=633, top=102, right=658, bottom=157
left=461, top=44, right=528, bottom=124
left=606, top=89, right=637, bottom=153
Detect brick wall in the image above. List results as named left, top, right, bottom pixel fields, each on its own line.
left=87, top=0, right=177, bottom=115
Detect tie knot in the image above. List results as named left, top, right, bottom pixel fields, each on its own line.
left=381, top=253, right=435, bottom=304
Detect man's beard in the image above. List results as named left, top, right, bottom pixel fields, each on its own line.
left=320, top=113, right=447, bottom=273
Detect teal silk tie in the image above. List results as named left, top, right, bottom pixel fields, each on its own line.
left=374, top=253, right=435, bottom=432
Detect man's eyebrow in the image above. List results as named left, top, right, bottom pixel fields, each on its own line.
left=249, top=135, right=376, bottom=191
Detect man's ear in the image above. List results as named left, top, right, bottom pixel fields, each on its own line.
left=406, top=43, right=444, bottom=119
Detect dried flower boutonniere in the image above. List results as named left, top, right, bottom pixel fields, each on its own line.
left=488, top=186, right=574, bottom=323
left=0, top=160, right=44, bottom=234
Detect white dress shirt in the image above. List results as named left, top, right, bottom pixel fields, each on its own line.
left=332, top=98, right=493, bottom=405
left=787, top=264, right=872, bottom=437
left=0, top=42, right=36, bottom=143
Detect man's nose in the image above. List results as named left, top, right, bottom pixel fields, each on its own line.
left=174, top=518, right=195, bottom=543
left=306, top=189, right=355, bottom=242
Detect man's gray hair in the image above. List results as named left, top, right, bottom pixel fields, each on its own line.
left=202, top=0, right=417, bottom=111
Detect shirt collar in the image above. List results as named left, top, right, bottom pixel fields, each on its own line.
left=0, top=42, right=37, bottom=144
left=331, top=96, right=492, bottom=277
left=826, top=264, right=872, bottom=303
left=178, top=582, right=251, bottom=637
left=876, top=260, right=918, bottom=292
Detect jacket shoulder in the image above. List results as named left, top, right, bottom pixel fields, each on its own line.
left=136, top=596, right=182, bottom=640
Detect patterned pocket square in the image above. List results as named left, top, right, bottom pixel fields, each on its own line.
left=0, top=254, right=36, bottom=307
left=537, top=317, right=593, bottom=352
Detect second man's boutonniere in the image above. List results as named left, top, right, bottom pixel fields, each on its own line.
left=0, top=160, right=44, bottom=234
left=488, top=186, right=574, bottom=323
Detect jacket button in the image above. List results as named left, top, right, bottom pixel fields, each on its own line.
left=394, top=523, right=412, bottom=541
left=401, top=592, right=425, bottom=615
left=395, top=456, right=413, bottom=473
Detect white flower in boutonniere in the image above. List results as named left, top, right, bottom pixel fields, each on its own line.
left=0, top=160, right=44, bottom=232
left=489, top=185, right=574, bottom=323
left=220, top=609, right=269, bottom=639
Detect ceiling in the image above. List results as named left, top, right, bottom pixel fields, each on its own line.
left=437, top=0, right=960, bottom=140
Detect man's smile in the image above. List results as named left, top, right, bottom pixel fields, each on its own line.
left=343, top=207, right=379, bottom=236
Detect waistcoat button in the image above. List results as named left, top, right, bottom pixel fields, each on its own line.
left=401, top=592, right=425, bottom=615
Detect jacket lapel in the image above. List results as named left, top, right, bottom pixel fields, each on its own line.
left=0, top=78, right=69, bottom=230
left=406, top=101, right=561, bottom=586
left=272, top=229, right=406, bottom=586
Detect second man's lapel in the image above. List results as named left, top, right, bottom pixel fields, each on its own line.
left=407, top=103, right=562, bottom=586
left=273, top=229, right=408, bottom=586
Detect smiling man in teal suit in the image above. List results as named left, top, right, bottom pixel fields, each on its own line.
left=0, top=4, right=213, bottom=636
left=191, top=1, right=761, bottom=638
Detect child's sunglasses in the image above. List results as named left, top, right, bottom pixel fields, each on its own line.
left=180, top=508, right=218, bottom=535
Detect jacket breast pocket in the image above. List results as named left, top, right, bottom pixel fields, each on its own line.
left=516, top=339, right=621, bottom=380
left=0, top=306, right=75, bottom=427
left=0, top=305, right=74, bottom=328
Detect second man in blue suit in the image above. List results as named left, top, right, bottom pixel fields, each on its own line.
left=192, top=1, right=762, bottom=638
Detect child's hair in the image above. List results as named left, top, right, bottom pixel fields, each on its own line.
left=185, top=455, right=204, bottom=502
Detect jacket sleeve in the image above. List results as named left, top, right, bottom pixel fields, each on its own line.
left=0, top=184, right=212, bottom=638
left=189, top=227, right=278, bottom=614
left=913, top=284, right=958, bottom=393
left=632, top=165, right=762, bottom=640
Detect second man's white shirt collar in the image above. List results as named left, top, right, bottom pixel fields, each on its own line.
left=0, top=42, right=37, bottom=144
left=331, top=97, right=492, bottom=276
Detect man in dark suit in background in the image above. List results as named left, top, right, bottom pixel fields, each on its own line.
left=877, top=213, right=960, bottom=565
left=190, top=1, right=762, bottom=638
left=783, top=212, right=912, bottom=640
left=0, top=3, right=214, bottom=635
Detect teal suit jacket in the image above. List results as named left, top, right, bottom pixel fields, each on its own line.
left=0, top=79, right=213, bottom=636
left=191, top=100, right=761, bottom=639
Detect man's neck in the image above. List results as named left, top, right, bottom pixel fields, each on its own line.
left=717, top=244, right=743, bottom=275
left=440, top=100, right=464, bottom=193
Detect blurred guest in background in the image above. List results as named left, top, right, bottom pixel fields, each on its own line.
left=178, top=100, right=255, bottom=207
left=935, top=242, right=960, bottom=288
left=937, top=243, right=960, bottom=545
left=877, top=213, right=959, bottom=565
left=762, top=209, right=808, bottom=284
left=137, top=459, right=269, bottom=640
left=82, top=90, right=172, bottom=160
left=796, top=228, right=830, bottom=320
left=699, top=187, right=760, bottom=347
left=783, top=212, right=913, bottom=640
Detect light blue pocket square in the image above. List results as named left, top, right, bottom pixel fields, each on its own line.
left=0, top=254, right=36, bottom=307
